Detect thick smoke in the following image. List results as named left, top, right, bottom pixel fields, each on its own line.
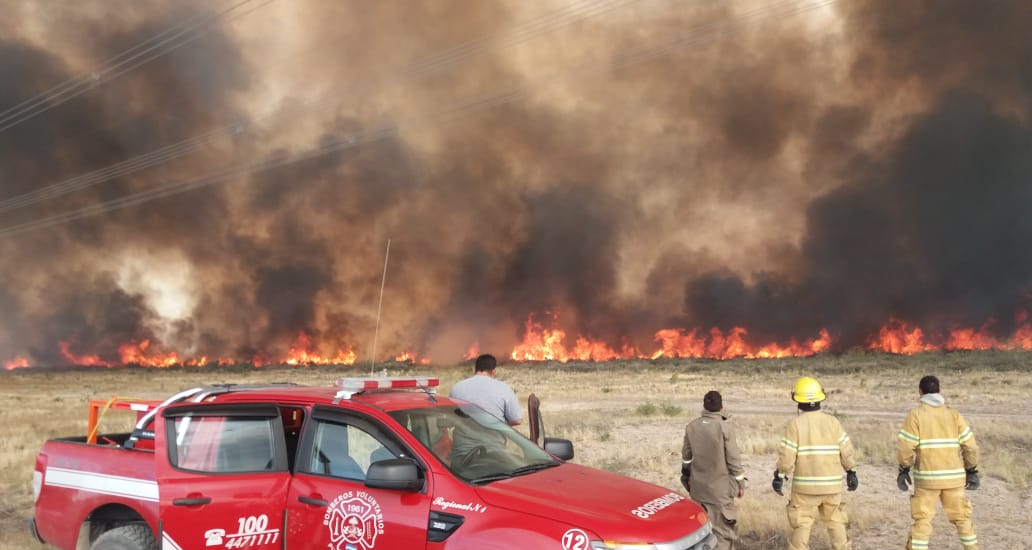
left=1, top=0, right=1031, bottom=365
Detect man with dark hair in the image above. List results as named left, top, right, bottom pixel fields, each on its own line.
left=897, top=375, right=980, bottom=550
left=774, top=377, right=858, bottom=550
left=681, top=390, right=746, bottom=550
left=449, top=354, right=522, bottom=426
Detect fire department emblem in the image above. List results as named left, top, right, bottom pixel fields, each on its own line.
left=324, top=491, right=385, bottom=550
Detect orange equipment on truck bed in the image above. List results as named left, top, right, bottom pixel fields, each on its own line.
left=86, top=396, right=162, bottom=444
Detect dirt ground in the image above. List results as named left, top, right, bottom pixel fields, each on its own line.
left=2, top=357, right=1031, bottom=550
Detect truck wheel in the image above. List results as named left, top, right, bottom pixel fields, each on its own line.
left=91, top=525, right=158, bottom=550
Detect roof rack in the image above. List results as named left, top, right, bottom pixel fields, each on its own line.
left=333, top=376, right=440, bottom=402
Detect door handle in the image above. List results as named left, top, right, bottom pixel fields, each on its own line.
left=172, top=497, right=212, bottom=506
left=298, top=495, right=327, bottom=507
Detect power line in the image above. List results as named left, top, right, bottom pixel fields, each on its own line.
left=0, top=0, right=837, bottom=239
left=0, top=0, right=270, bottom=135
left=0, top=0, right=636, bottom=214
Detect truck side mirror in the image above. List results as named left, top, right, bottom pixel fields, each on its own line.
left=543, top=437, right=574, bottom=461
left=365, top=458, right=424, bottom=492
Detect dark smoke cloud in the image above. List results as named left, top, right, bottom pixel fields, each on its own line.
left=682, top=1, right=1032, bottom=349
left=2, top=0, right=1031, bottom=365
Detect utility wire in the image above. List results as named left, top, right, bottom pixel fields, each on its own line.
left=0, top=0, right=270, bottom=134
left=0, top=0, right=636, bottom=214
left=0, top=0, right=837, bottom=238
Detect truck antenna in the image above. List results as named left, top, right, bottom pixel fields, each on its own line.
left=369, top=238, right=391, bottom=376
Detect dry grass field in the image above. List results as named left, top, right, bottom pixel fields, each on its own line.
left=2, top=351, right=1031, bottom=550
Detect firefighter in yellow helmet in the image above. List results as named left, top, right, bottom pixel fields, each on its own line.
left=773, top=377, right=858, bottom=550
left=897, top=375, right=979, bottom=550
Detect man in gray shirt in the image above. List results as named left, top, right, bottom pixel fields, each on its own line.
left=449, top=353, right=522, bottom=426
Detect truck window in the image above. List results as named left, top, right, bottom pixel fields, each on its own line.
left=389, top=405, right=558, bottom=482
left=171, top=415, right=278, bottom=473
left=306, top=419, right=396, bottom=481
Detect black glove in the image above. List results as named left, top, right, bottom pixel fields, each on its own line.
left=965, top=467, right=979, bottom=490
left=680, top=463, right=691, bottom=491
left=846, top=470, right=858, bottom=491
left=771, top=469, right=784, bottom=495
left=897, top=466, right=912, bottom=492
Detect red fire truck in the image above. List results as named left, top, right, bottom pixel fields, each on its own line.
left=29, top=377, right=715, bottom=550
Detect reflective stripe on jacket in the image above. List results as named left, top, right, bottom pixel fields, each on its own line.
left=897, top=401, right=978, bottom=490
left=776, top=410, right=857, bottom=495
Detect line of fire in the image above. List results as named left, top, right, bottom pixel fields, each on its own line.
left=5, top=311, right=1032, bottom=370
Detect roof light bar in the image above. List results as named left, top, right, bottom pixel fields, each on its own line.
left=334, top=376, right=440, bottom=400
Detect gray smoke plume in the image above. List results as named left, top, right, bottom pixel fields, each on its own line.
left=1, top=0, right=1030, bottom=365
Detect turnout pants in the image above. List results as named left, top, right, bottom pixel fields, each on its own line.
left=786, top=492, right=851, bottom=550
left=907, top=486, right=978, bottom=550
left=699, top=500, right=738, bottom=550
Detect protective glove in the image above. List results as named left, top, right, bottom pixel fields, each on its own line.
left=680, top=463, right=691, bottom=492
left=771, top=469, right=784, bottom=496
left=965, top=467, right=979, bottom=490
left=897, top=466, right=912, bottom=492
left=846, top=470, right=858, bottom=491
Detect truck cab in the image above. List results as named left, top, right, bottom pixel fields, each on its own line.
left=32, top=377, right=715, bottom=550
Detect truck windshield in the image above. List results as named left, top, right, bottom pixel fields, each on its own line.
left=389, top=404, right=559, bottom=484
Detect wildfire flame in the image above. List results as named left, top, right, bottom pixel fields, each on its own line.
left=5, top=310, right=1032, bottom=369
left=870, top=316, right=1032, bottom=354
left=3, top=356, right=29, bottom=370
left=283, top=332, right=357, bottom=366
left=394, top=351, right=431, bottom=365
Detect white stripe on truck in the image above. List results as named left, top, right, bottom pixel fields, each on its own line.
left=45, top=467, right=159, bottom=502
left=162, top=532, right=185, bottom=550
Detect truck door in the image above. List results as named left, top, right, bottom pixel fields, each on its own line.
left=286, top=407, right=432, bottom=550
left=156, top=404, right=292, bottom=550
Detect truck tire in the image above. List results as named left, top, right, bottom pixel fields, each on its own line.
left=90, top=525, right=158, bottom=550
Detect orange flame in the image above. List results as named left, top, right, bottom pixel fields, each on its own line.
left=5, top=310, right=1032, bottom=369
left=119, top=340, right=180, bottom=367
left=867, top=312, right=1032, bottom=353
left=394, top=351, right=432, bottom=365
left=3, top=356, right=29, bottom=370
left=283, top=331, right=357, bottom=366
left=59, top=341, right=110, bottom=366
left=652, top=327, right=832, bottom=360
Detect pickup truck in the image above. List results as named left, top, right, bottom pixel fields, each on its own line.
left=30, top=376, right=716, bottom=550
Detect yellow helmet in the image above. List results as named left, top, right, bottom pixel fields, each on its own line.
left=792, top=377, right=826, bottom=403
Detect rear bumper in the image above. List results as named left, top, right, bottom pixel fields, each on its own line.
left=28, top=517, right=46, bottom=544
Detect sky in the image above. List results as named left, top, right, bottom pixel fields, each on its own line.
left=1, top=0, right=1031, bottom=365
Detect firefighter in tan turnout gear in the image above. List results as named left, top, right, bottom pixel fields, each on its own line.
left=681, top=390, right=746, bottom=550
left=773, top=377, right=858, bottom=550
left=897, top=375, right=980, bottom=550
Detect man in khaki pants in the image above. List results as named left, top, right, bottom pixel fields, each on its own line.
left=773, top=377, right=859, bottom=550
left=681, top=390, right=746, bottom=550
left=897, top=375, right=980, bottom=550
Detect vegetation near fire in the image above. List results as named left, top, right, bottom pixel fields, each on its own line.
left=2, top=350, right=1030, bottom=550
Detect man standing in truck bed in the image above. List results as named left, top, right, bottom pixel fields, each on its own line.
left=681, top=390, right=746, bottom=550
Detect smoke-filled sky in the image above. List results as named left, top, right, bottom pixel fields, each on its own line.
left=1, top=0, right=1031, bottom=365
